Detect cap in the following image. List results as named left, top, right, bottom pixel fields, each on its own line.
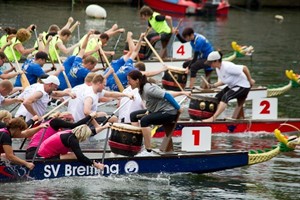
left=41, top=75, right=60, bottom=86
left=207, top=51, right=221, bottom=61
left=35, top=51, right=49, bottom=60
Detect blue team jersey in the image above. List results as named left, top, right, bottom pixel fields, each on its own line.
left=103, top=56, right=126, bottom=83
left=14, top=58, right=45, bottom=87
left=58, top=56, right=76, bottom=90
left=106, top=59, right=135, bottom=91
left=67, top=57, right=90, bottom=88
left=190, top=33, right=214, bottom=59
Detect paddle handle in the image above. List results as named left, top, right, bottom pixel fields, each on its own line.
left=98, top=44, right=124, bottom=92
left=143, top=36, right=165, bottom=65
left=53, top=47, right=72, bottom=89
left=200, top=75, right=210, bottom=88
left=10, top=46, right=30, bottom=89
left=41, top=97, right=71, bottom=119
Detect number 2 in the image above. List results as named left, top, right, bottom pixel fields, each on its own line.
left=260, top=100, right=270, bottom=114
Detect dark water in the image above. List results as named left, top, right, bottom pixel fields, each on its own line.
left=1, top=1, right=300, bottom=199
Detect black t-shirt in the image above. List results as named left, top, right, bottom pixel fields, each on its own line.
left=60, top=133, right=93, bottom=166
left=0, top=131, right=12, bottom=153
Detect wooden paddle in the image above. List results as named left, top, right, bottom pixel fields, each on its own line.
left=200, top=75, right=210, bottom=88
left=110, top=32, right=122, bottom=61
left=9, top=46, right=30, bottom=89
left=101, top=98, right=132, bottom=166
left=98, top=44, right=124, bottom=92
left=53, top=47, right=72, bottom=89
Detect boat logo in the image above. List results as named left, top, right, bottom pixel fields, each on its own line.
left=124, top=161, right=139, bottom=174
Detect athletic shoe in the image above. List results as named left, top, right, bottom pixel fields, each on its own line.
left=136, top=149, right=154, bottom=157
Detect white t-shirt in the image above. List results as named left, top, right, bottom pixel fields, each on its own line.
left=68, top=85, right=102, bottom=122
left=118, top=86, right=144, bottom=123
left=0, top=94, right=4, bottom=105
left=216, top=61, right=250, bottom=89
left=15, top=83, right=50, bottom=121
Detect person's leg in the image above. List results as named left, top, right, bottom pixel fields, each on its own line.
left=140, top=111, right=177, bottom=150
left=130, top=109, right=148, bottom=127
left=202, top=101, right=227, bottom=122
left=189, top=60, right=204, bottom=88
left=232, top=98, right=245, bottom=119
left=231, top=88, right=250, bottom=119
left=159, top=33, right=171, bottom=58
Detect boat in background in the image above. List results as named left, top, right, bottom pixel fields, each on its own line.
left=143, top=0, right=230, bottom=16
left=153, top=119, right=300, bottom=137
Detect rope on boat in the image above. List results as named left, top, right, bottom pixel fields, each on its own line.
left=267, top=81, right=292, bottom=97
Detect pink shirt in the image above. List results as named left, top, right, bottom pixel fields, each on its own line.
left=38, top=130, right=72, bottom=158
left=27, top=120, right=57, bottom=149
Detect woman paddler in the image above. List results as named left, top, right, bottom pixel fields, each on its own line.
left=127, top=70, right=189, bottom=156
left=0, top=117, right=37, bottom=170
left=4, top=25, right=37, bottom=62
left=37, top=124, right=109, bottom=170
left=25, top=111, right=97, bottom=159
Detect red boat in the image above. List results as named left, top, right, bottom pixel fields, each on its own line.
left=153, top=118, right=300, bottom=138
left=143, top=0, right=230, bottom=16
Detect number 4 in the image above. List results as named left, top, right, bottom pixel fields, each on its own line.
left=176, top=45, right=185, bottom=56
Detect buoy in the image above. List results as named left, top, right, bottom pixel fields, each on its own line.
left=274, top=15, right=284, bottom=21
left=85, top=4, right=107, bottom=19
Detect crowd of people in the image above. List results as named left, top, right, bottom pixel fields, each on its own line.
left=0, top=6, right=255, bottom=172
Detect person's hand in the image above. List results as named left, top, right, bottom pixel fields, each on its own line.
left=31, top=115, right=39, bottom=122
left=46, top=35, right=53, bottom=44
left=178, top=107, right=184, bottom=114
left=185, top=68, right=189, bottom=74
left=25, top=162, right=35, bottom=170
left=162, top=65, right=168, bottom=72
left=89, top=111, right=97, bottom=119
left=119, top=28, right=125, bottom=33
left=39, top=123, right=49, bottom=129
left=126, top=93, right=134, bottom=100
left=250, top=79, right=255, bottom=87
left=68, top=17, right=74, bottom=24
left=16, top=98, right=24, bottom=103
left=183, top=91, right=191, bottom=97
left=93, top=160, right=104, bottom=170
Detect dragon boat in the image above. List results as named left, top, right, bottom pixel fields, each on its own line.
left=0, top=126, right=298, bottom=182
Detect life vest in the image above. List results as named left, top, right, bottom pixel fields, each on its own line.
left=48, top=35, right=61, bottom=62
left=73, top=34, right=102, bottom=59
left=0, top=34, right=8, bottom=48
left=148, top=12, right=171, bottom=34
left=4, top=37, right=22, bottom=62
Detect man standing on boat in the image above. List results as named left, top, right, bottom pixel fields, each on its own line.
left=203, top=51, right=255, bottom=122
left=139, top=5, right=173, bottom=59
left=174, top=27, right=214, bottom=89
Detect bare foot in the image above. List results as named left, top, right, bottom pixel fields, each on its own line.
left=111, top=24, right=118, bottom=30
left=202, top=117, right=214, bottom=122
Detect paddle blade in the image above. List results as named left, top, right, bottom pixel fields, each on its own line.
left=113, top=73, right=124, bottom=92
left=20, top=74, right=30, bottom=89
